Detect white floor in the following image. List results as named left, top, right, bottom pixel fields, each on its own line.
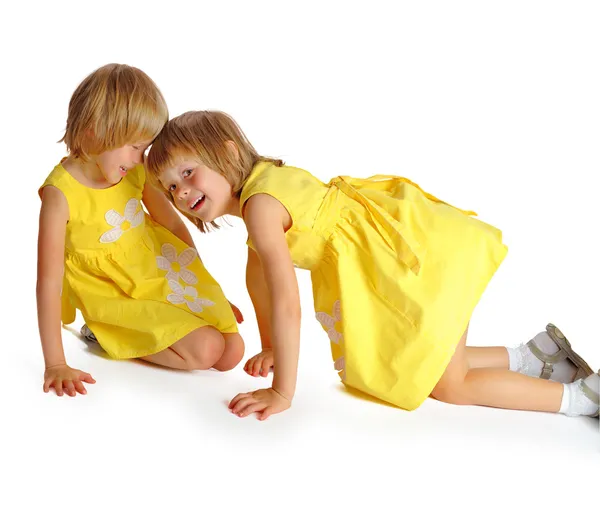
left=3, top=2, right=600, bottom=505
left=6, top=243, right=599, bottom=505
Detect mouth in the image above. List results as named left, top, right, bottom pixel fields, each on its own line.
left=189, top=195, right=206, bottom=211
left=119, top=166, right=129, bottom=176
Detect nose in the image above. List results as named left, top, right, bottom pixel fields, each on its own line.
left=175, top=187, right=189, bottom=201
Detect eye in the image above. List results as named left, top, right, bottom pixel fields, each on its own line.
left=183, top=169, right=193, bottom=177
left=168, top=184, right=176, bottom=192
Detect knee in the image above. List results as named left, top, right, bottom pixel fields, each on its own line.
left=213, top=333, right=245, bottom=372
left=185, top=327, right=226, bottom=370
left=430, top=380, right=470, bottom=406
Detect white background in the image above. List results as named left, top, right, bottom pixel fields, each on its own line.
left=1, top=1, right=599, bottom=505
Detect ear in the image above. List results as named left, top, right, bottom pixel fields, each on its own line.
left=225, top=140, right=240, bottom=162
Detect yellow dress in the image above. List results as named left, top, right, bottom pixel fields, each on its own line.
left=240, top=161, right=508, bottom=411
left=39, top=161, right=238, bottom=359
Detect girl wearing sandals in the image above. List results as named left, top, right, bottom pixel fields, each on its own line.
left=146, top=110, right=599, bottom=421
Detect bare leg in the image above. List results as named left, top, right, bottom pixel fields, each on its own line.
left=431, top=325, right=563, bottom=412
left=462, top=321, right=509, bottom=369
left=465, top=346, right=509, bottom=369
left=140, top=326, right=226, bottom=370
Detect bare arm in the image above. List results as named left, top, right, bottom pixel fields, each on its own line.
left=244, top=194, right=301, bottom=401
left=246, top=246, right=273, bottom=350
left=142, top=182, right=196, bottom=249
left=37, top=188, right=97, bottom=396
left=37, top=186, right=69, bottom=369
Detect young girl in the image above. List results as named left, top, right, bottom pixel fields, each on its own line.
left=37, top=66, right=244, bottom=397
left=146, top=110, right=599, bottom=421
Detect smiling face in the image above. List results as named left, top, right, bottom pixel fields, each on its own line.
left=94, top=141, right=151, bottom=185
left=159, top=157, right=238, bottom=222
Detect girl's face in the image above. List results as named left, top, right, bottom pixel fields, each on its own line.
left=159, top=158, right=237, bottom=221
left=95, top=141, right=151, bottom=184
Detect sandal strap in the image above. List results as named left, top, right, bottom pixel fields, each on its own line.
left=540, top=363, right=554, bottom=379
left=581, top=381, right=600, bottom=406
left=527, top=341, right=568, bottom=379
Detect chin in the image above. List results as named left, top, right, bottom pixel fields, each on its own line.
left=195, top=213, right=213, bottom=223
left=185, top=210, right=204, bottom=221
left=108, top=172, right=123, bottom=183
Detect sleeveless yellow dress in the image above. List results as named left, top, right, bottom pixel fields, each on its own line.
left=39, top=161, right=238, bottom=359
left=240, top=161, right=508, bottom=411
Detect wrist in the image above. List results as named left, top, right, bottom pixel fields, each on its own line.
left=45, top=362, right=67, bottom=370
left=272, top=380, right=295, bottom=401
left=272, top=386, right=293, bottom=402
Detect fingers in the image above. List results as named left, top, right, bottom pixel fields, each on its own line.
left=231, top=396, right=255, bottom=415
left=244, top=357, right=256, bottom=376
left=64, top=380, right=76, bottom=397
left=235, top=308, right=244, bottom=323
left=229, top=389, right=288, bottom=420
left=44, top=370, right=95, bottom=396
left=54, top=381, right=64, bottom=397
left=260, top=358, right=273, bottom=377
left=245, top=355, right=265, bottom=377
left=237, top=402, right=267, bottom=418
left=259, top=406, right=274, bottom=421
left=230, top=393, right=266, bottom=417
left=231, top=395, right=253, bottom=415
left=73, top=380, right=87, bottom=395
left=228, top=392, right=251, bottom=410
left=252, top=359, right=262, bottom=377
left=80, top=372, right=96, bottom=384
left=229, top=303, right=244, bottom=323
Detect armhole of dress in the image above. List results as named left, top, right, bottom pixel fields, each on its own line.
left=242, top=190, right=295, bottom=235
left=39, top=183, right=71, bottom=223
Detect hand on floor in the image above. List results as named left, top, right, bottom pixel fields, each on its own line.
left=229, top=388, right=291, bottom=420
left=244, top=348, right=274, bottom=377
left=43, top=364, right=96, bottom=397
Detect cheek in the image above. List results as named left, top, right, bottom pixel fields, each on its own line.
left=97, top=154, right=113, bottom=171
left=107, top=151, right=122, bottom=165
left=173, top=199, right=186, bottom=213
left=218, top=177, right=233, bottom=198
left=190, top=172, right=202, bottom=187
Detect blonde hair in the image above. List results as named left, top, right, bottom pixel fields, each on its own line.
left=146, top=110, right=283, bottom=232
left=60, top=63, right=168, bottom=159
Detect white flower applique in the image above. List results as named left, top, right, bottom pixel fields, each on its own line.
left=333, top=357, right=346, bottom=381
left=156, top=243, right=198, bottom=285
left=158, top=242, right=214, bottom=314
left=167, top=280, right=216, bottom=313
left=316, top=300, right=346, bottom=380
left=99, top=198, right=144, bottom=243
left=316, top=300, right=342, bottom=344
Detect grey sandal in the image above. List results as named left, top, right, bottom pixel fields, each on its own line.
left=527, top=323, right=594, bottom=381
left=80, top=324, right=98, bottom=344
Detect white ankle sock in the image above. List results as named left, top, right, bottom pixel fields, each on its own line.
left=507, top=332, right=577, bottom=383
left=559, top=373, right=599, bottom=417
left=559, top=383, right=571, bottom=414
